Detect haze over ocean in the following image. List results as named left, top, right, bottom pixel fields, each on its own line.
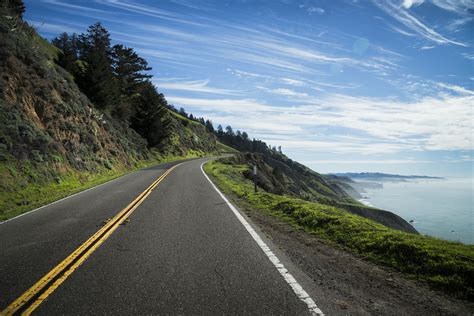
left=360, top=178, right=473, bottom=244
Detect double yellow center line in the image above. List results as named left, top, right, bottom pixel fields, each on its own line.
left=2, top=164, right=179, bottom=316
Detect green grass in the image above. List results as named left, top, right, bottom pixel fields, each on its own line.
left=169, top=110, right=201, bottom=125
left=204, top=159, right=474, bottom=300
left=0, top=150, right=210, bottom=221
left=216, top=141, right=239, bottom=154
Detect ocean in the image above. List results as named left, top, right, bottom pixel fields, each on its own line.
left=358, top=178, right=473, bottom=244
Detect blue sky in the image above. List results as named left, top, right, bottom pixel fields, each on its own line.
left=24, top=0, right=474, bottom=177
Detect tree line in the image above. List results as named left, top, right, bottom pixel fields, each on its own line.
left=175, top=108, right=283, bottom=155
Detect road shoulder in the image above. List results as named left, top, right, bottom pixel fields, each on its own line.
left=204, top=165, right=474, bottom=315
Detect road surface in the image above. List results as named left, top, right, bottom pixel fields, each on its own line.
left=0, top=158, right=324, bottom=315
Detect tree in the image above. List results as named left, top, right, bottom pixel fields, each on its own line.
left=178, top=107, right=187, bottom=117
left=52, top=32, right=81, bottom=76
left=130, top=81, right=171, bottom=147
left=5, top=0, right=25, bottom=17
left=205, top=120, right=214, bottom=133
left=77, top=22, right=119, bottom=110
left=217, top=125, right=224, bottom=136
left=111, top=44, right=151, bottom=97
left=225, top=125, right=234, bottom=136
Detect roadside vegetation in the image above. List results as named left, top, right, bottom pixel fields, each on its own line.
left=204, top=158, right=474, bottom=300
left=0, top=149, right=209, bottom=221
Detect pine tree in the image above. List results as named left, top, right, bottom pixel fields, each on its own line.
left=78, top=22, right=119, bottom=110
left=52, top=33, right=81, bottom=76
left=178, top=107, right=187, bottom=117
left=225, top=125, right=234, bottom=136
left=111, top=44, right=151, bottom=120
left=205, top=120, right=214, bottom=133
left=111, top=44, right=151, bottom=97
left=130, top=81, right=171, bottom=147
left=217, top=125, right=223, bottom=136
left=5, top=0, right=25, bottom=17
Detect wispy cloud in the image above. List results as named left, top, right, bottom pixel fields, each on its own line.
left=436, top=82, right=474, bottom=95
left=419, top=45, right=435, bottom=50
left=446, top=17, right=473, bottom=32
left=155, top=79, right=238, bottom=95
left=303, top=159, right=433, bottom=164
left=166, top=96, right=274, bottom=113
left=431, top=0, right=474, bottom=15
left=401, top=0, right=425, bottom=9
left=98, top=0, right=208, bottom=26
left=27, top=20, right=82, bottom=34
left=265, top=87, right=309, bottom=98
left=43, top=0, right=106, bottom=13
left=374, top=0, right=469, bottom=47
left=462, top=53, right=474, bottom=61
left=281, top=78, right=305, bottom=86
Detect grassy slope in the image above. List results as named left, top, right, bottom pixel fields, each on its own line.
left=0, top=150, right=209, bottom=221
left=168, top=111, right=238, bottom=154
left=204, top=159, right=474, bottom=300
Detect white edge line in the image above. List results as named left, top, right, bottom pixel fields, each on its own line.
left=0, top=161, right=189, bottom=225
left=200, top=161, right=324, bottom=316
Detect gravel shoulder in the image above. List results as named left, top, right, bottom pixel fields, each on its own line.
left=236, top=197, right=474, bottom=315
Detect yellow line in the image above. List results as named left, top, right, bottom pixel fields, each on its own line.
left=1, top=164, right=179, bottom=316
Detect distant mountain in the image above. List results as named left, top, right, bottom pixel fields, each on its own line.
left=331, top=172, right=444, bottom=180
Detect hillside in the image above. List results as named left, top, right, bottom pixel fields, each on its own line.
left=0, top=7, right=223, bottom=220
left=226, top=153, right=417, bottom=233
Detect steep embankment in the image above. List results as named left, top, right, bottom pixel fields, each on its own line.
left=204, top=158, right=474, bottom=300
left=231, top=153, right=416, bottom=233
left=0, top=12, right=223, bottom=220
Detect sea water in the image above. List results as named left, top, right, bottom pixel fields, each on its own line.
left=358, top=178, right=473, bottom=244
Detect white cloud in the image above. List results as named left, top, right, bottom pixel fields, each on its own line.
left=43, top=0, right=106, bottom=13
left=281, top=78, right=305, bottom=86
left=166, top=96, right=275, bottom=113
left=436, top=82, right=474, bottom=95
left=446, top=17, right=473, bottom=32
left=172, top=91, right=474, bottom=154
left=402, top=0, right=425, bottom=9
left=99, top=0, right=207, bottom=26
left=265, top=88, right=309, bottom=98
left=303, top=159, right=433, bottom=164
left=307, top=7, right=325, bottom=15
left=431, top=0, right=474, bottom=15
left=374, top=1, right=469, bottom=47
left=462, top=53, right=474, bottom=61
left=420, top=45, right=435, bottom=50
left=155, top=79, right=238, bottom=95
left=27, top=20, right=82, bottom=34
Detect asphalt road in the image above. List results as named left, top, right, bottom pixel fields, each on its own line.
left=0, top=158, right=322, bottom=315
